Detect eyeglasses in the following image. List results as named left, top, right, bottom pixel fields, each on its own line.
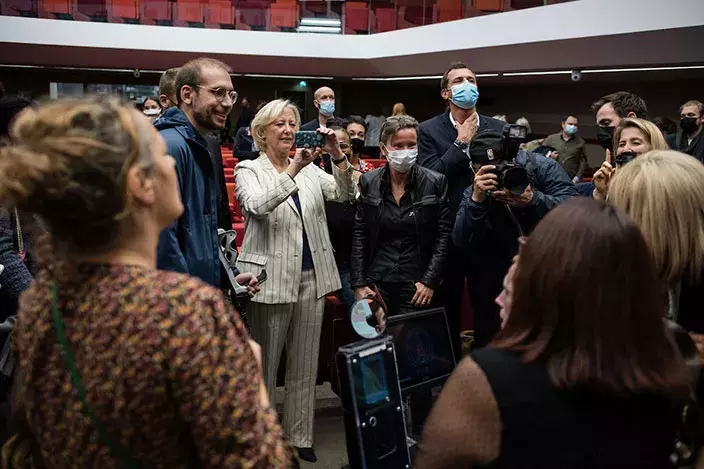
left=195, top=85, right=238, bottom=104
left=339, top=143, right=351, bottom=150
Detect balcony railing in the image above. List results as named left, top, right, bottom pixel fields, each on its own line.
left=0, top=0, right=576, bottom=33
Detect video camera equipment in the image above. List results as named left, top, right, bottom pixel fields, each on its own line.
left=337, top=337, right=412, bottom=469
left=385, top=308, right=456, bottom=396
left=338, top=303, right=456, bottom=468
left=487, top=124, right=530, bottom=196
left=471, top=124, right=531, bottom=196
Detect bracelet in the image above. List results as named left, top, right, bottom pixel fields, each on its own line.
left=332, top=156, right=347, bottom=165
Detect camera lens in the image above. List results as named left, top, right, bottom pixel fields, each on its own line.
left=502, top=167, right=530, bottom=195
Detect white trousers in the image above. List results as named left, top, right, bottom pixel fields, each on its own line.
left=248, top=269, right=325, bottom=447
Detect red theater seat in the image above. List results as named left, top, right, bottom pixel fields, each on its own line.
left=436, top=0, right=462, bottom=22
left=373, top=7, right=396, bottom=32
left=236, top=0, right=267, bottom=29
left=475, top=0, right=503, bottom=11
left=226, top=182, right=236, bottom=205
left=224, top=157, right=237, bottom=168
left=269, top=1, right=298, bottom=30
left=231, top=195, right=243, bottom=222
left=142, top=0, right=172, bottom=21
left=205, top=0, right=235, bottom=27
left=397, top=0, right=432, bottom=28
left=175, top=0, right=205, bottom=23
left=112, top=0, right=138, bottom=19
left=232, top=222, right=245, bottom=247
left=76, top=0, right=139, bottom=20
left=2, top=0, right=39, bottom=15
left=41, top=0, right=71, bottom=15
left=345, top=1, right=369, bottom=33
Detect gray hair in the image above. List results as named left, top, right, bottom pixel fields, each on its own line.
left=515, top=116, right=531, bottom=134
left=379, top=115, right=419, bottom=147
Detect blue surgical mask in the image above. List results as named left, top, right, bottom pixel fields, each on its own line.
left=319, top=100, right=335, bottom=117
left=449, top=81, right=479, bottom=110
left=564, top=124, right=578, bottom=136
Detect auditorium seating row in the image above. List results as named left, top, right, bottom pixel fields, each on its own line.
left=0, top=0, right=573, bottom=32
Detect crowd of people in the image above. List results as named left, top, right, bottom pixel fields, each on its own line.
left=0, top=56, right=703, bottom=468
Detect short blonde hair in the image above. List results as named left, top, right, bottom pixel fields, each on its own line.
left=250, top=99, right=300, bottom=152
left=609, top=150, right=704, bottom=285
left=613, top=118, right=668, bottom=154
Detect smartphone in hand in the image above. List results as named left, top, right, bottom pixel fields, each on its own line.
left=294, top=131, right=325, bottom=149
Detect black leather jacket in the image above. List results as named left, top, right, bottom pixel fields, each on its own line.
left=351, top=164, right=451, bottom=290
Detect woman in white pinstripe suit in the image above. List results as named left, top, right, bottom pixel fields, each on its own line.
left=234, top=99, right=356, bottom=462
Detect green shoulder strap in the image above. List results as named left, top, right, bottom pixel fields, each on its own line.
left=51, top=283, right=140, bottom=468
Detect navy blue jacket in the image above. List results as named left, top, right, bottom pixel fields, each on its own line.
left=155, top=107, right=223, bottom=288
left=453, top=152, right=577, bottom=327
left=454, top=151, right=577, bottom=260
left=418, top=112, right=506, bottom=214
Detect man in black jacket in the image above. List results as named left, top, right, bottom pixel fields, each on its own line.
left=417, top=62, right=505, bottom=357
left=671, top=100, right=704, bottom=163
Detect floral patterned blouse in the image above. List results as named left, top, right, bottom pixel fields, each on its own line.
left=14, top=263, right=297, bottom=468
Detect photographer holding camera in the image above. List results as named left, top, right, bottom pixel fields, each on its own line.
left=453, top=126, right=577, bottom=347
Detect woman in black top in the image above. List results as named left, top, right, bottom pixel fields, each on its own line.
left=351, top=115, right=451, bottom=316
left=417, top=199, right=694, bottom=469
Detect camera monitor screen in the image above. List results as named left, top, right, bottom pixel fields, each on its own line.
left=385, top=308, right=456, bottom=394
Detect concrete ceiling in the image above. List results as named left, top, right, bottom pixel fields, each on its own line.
left=1, top=0, right=703, bottom=78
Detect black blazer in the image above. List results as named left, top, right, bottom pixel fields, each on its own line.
left=233, top=127, right=259, bottom=161
left=418, top=112, right=505, bottom=213
left=205, top=134, right=232, bottom=231
left=300, top=116, right=345, bottom=131
left=350, top=164, right=452, bottom=290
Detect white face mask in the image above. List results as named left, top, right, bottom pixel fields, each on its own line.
left=143, top=108, right=161, bottom=116
left=385, top=148, right=418, bottom=173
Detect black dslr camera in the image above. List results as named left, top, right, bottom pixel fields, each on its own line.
left=485, top=124, right=530, bottom=196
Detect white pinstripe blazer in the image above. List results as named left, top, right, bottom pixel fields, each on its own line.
left=234, top=155, right=357, bottom=304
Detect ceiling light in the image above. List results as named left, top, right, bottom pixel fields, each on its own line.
left=297, top=25, right=341, bottom=34
left=243, top=73, right=334, bottom=79
left=502, top=70, right=572, bottom=77
left=351, top=73, right=499, bottom=81
left=582, top=65, right=704, bottom=73
left=299, top=17, right=341, bottom=27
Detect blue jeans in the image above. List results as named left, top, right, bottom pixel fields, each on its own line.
left=338, top=267, right=356, bottom=311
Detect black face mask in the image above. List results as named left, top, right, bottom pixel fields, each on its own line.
left=350, top=138, right=365, bottom=155
left=681, top=116, right=700, bottom=134
left=597, top=126, right=615, bottom=151
left=615, top=151, right=638, bottom=168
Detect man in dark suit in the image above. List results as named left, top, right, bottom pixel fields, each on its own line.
left=418, top=62, right=505, bottom=357
left=300, top=86, right=344, bottom=131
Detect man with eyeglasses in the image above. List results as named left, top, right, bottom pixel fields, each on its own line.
left=156, top=58, right=258, bottom=292
left=157, top=66, right=233, bottom=244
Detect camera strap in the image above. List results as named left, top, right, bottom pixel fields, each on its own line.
left=51, top=283, right=141, bottom=468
